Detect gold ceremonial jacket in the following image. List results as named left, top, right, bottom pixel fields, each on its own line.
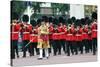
left=37, top=24, right=50, bottom=48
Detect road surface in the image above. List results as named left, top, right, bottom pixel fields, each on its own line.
left=12, top=50, right=97, bottom=67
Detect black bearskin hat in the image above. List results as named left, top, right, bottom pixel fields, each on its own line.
left=71, top=16, right=76, bottom=22
left=59, top=16, right=64, bottom=23
left=91, top=12, right=97, bottom=19
left=42, top=16, right=49, bottom=22
left=22, top=14, right=29, bottom=22
left=11, top=12, right=19, bottom=20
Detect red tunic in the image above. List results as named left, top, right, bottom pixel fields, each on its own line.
left=63, top=26, right=67, bottom=40
left=66, top=33, right=73, bottom=41
left=82, top=28, right=88, bottom=40
left=66, top=28, right=73, bottom=41
left=91, top=22, right=97, bottom=38
left=65, top=29, right=69, bottom=41
left=22, top=24, right=32, bottom=40
left=11, top=23, right=20, bottom=40
left=71, top=27, right=76, bottom=41
left=88, top=35, right=92, bottom=40
left=75, top=28, right=83, bottom=41
left=52, top=29, right=61, bottom=40
left=58, top=26, right=66, bottom=40
left=30, top=34, right=38, bottom=42
left=49, top=25, right=54, bottom=39
left=75, top=33, right=82, bottom=41
left=30, top=28, right=38, bottom=42
left=52, top=33, right=61, bottom=40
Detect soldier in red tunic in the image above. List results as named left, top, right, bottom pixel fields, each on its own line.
left=91, top=20, right=97, bottom=55
left=30, top=25, right=39, bottom=56
left=88, top=24, right=92, bottom=53
left=21, top=15, right=32, bottom=57
left=64, top=24, right=68, bottom=54
left=11, top=20, right=20, bottom=59
left=58, top=23, right=66, bottom=54
left=63, top=24, right=68, bottom=54
left=71, top=23, right=77, bottom=55
left=76, top=25, right=83, bottom=54
left=66, top=24, right=74, bottom=56
left=49, top=22, right=54, bottom=54
left=83, top=24, right=89, bottom=53
left=52, top=25, right=61, bottom=56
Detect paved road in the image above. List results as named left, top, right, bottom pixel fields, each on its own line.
left=12, top=51, right=97, bottom=67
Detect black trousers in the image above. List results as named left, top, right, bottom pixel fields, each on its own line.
left=75, top=41, right=79, bottom=55
left=65, top=41, right=68, bottom=54
left=83, top=39, right=89, bottom=53
left=72, top=41, right=78, bottom=55
left=22, top=40, right=31, bottom=57
left=92, top=38, right=97, bottom=55
left=48, top=39, right=53, bottom=54
left=60, top=40, right=66, bottom=53
left=88, top=40, right=92, bottom=52
left=77, top=41, right=83, bottom=54
left=66, top=41, right=73, bottom=56
left=30, top=42, right=39, bottom=56
left=53, top=40, right=61, bottom=55
left=11, top=40, right=19, bottom=59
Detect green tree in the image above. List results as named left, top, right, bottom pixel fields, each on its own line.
left=51, top=3, right=70, bottom=15
left=11, top=1, right=27, bottom=19
left=11, top=1, right=43, bottom=20
left=30, top=2, right=44, bottom=17
left=30, top=2, right=46, bottom=20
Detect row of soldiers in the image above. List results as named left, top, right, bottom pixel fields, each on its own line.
left=11, top=15, right=97, bottom=60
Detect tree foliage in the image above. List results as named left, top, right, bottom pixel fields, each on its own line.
left=11, top=1, right=27, bottom=19
left=51, top=3, right=70, bottom=15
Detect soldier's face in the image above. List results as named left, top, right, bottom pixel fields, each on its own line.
left=12, top=22, right=16, bottom=25
left=50, top=23, right=53, bottom=26
left=41, top=22, right=45, bottom=25
left=12, top=20, right=17, bottom=25
left=77, top=26, right=80, bottom=29
left=64, top=25, right=66, bottom=27
left=60, top=23, right=62, bottom=26
left=46, top=23, right=49, bottom=27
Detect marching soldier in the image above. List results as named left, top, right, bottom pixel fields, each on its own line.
left=88, top=25, right=92, bottom=53
left=52, top=26, right=61, bottom=55
left=91, top=20, right=97, bottom=55
left=66, top=24, right=73, bottom=56
left=11, top=20, right=20, bottom=59
left=21, top=15, right=32, bottom=57
left=30, top=26, right=39, bottom=56
left=63, top=24, right=68, bottom=54
left=64, top=24, right=68, bottom=54
left=58, top=23, right=66, bottom=54
left=70, top=23, right=77, bottom=55
left=49, top=23, right=54, bottom=54
left=76, top=25, right=83, bottom=54
left=58, top=17, right=66, bottom=54
left=83, top=24, right=89, bottom=53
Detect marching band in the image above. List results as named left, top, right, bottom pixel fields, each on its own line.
left=11, top=15, right=97, bottom=60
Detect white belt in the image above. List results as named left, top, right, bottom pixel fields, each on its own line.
left=30, top=34, right=38, bottom=36
left=82, top=33, right=86, bottom=34
left=23, top=32, right=29, bottom=34
left=53, top=33, right=60, bottom=35
left=76, top=34, right=81, bottom=36
left=92, top=30, right=97, bottom=31
left=67, top=34, right=72, bottom=35
left=11, top=32, right=18, bottom=33
left=60, top=32, right=65, bottom=34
